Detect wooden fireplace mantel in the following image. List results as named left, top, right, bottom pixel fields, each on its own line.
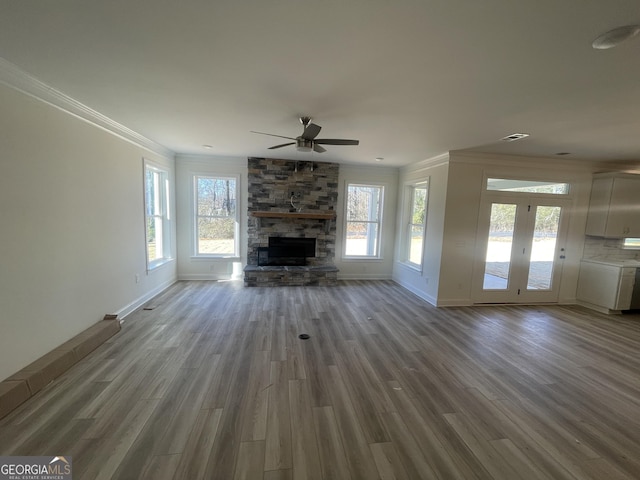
left=250, top=211, right=336, bottom=220
left=250, top=211, right=336, bottom=232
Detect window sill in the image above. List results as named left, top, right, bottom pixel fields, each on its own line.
left=341, top=256, right=384, bottom=262
left=190, top=255, right=241, bottom=261
left=147, top=257, right=174, bottom=272
left=398, top=261, right=422, bottom=272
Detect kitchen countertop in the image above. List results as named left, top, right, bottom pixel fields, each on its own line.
left=581, top=258, right=640, bottom=267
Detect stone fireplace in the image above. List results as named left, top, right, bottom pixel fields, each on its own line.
left=244, top=157, right=339, bottom=286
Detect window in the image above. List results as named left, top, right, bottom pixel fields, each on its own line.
left=144, top=161, right=172, bottom=269
left=405, top=182, right=428, bottom=267
left=623, top=238, right=640, bottom=249
left=487, top=178, right=569, bottom=195
left=194, top=175, right=238, bottom=257
left=344, top=183, right=383, bottom=258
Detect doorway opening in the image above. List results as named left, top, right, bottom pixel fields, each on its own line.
left=472, top=178, right=571, bottom=304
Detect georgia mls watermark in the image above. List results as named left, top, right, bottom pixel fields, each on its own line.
left=0, top=456, right=72, bottom=480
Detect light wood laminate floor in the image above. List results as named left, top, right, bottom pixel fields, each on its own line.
left=1, top=280, right=639, bottom=479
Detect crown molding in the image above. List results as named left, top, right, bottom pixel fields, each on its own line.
left=448, top=149, right=598, bottom=172
left=176, top=153, right=248, bottom=165
left=340, top=163, right=399, bottom=179
left=0, top=57, right=174, bottom=159
left=400, top=152, right=450, bottom=175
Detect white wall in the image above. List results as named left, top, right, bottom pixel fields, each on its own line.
left=175, top=155, right=247, bottom=280
left=0, top=83, right=176, bottom=382
left=392, top=156, right=449, bottom=304
left=335, top=164, right=398, bottom=279
left=435, top=159, right=484, bottom=305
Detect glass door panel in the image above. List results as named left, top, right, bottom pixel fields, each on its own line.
left=473, top=197, right=569, bottom=304
left=526, top=206, right=561, bottom=290
left=483, top=203, right=517, bottom=290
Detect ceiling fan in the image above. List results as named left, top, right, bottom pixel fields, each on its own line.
left=251, top=116, right=359, bottom=153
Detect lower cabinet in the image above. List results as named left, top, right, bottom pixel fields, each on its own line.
left=577, top=261, right=636, bottom=312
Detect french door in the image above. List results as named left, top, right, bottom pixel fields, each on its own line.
left=472, top=196, right=570, bottom=303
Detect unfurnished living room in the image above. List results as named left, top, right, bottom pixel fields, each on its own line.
left=1, top=2, right=640, bottom=479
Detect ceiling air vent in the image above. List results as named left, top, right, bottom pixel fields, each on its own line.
left=501, top=133, right=529, bottom=142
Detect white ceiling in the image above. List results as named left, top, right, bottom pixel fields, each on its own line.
left=2, top=0, right=640, bottom=167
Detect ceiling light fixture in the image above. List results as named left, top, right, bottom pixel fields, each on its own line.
left=296, top=139, right=313, bottom=152
left=592, top=25, right=640, bottom=49
left=202, top=144, right=213, bottom=149
left=375, top=157, right=384, bottom=162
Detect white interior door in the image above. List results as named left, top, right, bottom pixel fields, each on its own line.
left=472, top=197, right=569, bottom=303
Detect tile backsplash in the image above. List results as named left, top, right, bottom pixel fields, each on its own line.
left=583, top=236, right=640, bottom=260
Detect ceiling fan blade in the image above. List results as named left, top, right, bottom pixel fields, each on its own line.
left=268, top=142, right=295, bottom=149
left=301, top=123, right=321, bottom=140
left=251, top=131, right=297, bottom=141
left=315, top=139, right=359, bottom=146
left=313, top=144, right=327, bottom=153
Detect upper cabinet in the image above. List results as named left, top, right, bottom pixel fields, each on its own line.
left=585, top=173, right=640, bottom=238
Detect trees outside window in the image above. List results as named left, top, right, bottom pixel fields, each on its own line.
left=195, top=175, right=238, bottom=256
left=406, top=183, right=428, bottom=267
left=344, top=184, right=383, bottom=258
left=144, top=161, right=172, bottom=269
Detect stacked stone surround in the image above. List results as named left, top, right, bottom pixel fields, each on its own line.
left=245, top=157, right=339, bottom=286
left=243, top=265, right=338, bottom=287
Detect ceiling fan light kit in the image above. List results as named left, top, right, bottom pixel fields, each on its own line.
left=296, top=139, right=313, bottom=152
left=251, top=117, right=359, bottom=154
left=592, top=25, right=640, bottom=49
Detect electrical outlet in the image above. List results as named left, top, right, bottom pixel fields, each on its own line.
left=135, top=274, right=140, bottom=284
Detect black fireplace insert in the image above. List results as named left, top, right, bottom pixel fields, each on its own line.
left=258, top=237, right=316, bottom=266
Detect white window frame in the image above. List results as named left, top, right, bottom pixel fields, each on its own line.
left=343, top=183, right=384, bottom=259
left=485, top=176, right=571, bottom=196
left=403, top=180, right=429, bottom=270
left=192, top=174, right=240, bottom=258
left=144, top=159, right=172, bottom=270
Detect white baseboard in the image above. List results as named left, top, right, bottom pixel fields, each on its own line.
left=558, top=296, right=577, bottom=305
left=436, top=298, right=474, bottom=307
left=337, top=273, right=393, bottom=281
left=117, top=278, right=177, bottom=320
left=177, top=273, right=238, bottom=281
left=392, top=278, right=438, bottom=306
left=575, top=300, right=621, bottom=315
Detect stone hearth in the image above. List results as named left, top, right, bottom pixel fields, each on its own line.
left=243, top=265, right=338, bottom=287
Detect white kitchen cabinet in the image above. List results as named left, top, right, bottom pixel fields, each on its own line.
left=585, top=173, right=640, bottom=238
left=576, top=260, right=637, bottom=312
